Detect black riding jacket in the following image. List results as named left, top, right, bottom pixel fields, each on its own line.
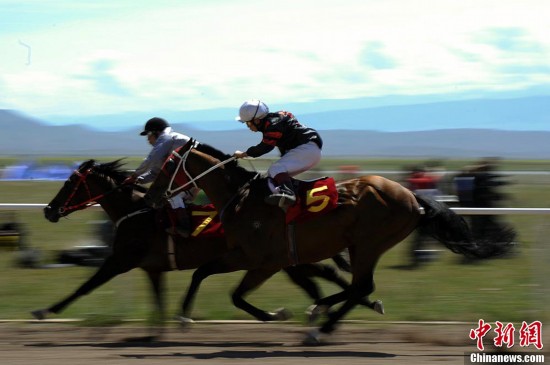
left=245, top=111, right=323, bottom=158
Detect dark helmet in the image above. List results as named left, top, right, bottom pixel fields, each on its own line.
left=139, top=117, right=170, bottom=135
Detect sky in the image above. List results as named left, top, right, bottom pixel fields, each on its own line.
left=1, top=0, right=549, bottom=128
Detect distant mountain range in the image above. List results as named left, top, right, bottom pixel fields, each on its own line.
left=2, top=95, right=550, bottom=159
left=43, top=95, right=550, bottom=132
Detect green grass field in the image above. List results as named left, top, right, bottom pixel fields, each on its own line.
left=0, top=158, right=548, bottom=325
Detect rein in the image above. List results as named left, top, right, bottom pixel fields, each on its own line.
left=164, top=144, right=236, bottom=198
left=114, top=208, right=152, bottom=228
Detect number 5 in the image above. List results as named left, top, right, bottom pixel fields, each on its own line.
left=306, top=185, right=330, bottom=213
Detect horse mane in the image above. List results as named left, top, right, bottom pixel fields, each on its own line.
left=90, top=159, right=129, bottom=184
left=195, top=143, right=234, bottom=165
left=77, top=158, right=143, bottom=190
left=192, top=142, right=268, bottom=220
left=195, top=142, right=258, bottom=184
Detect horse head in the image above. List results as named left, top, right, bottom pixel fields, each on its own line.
left=144, top=141, right=255, bottom=211
left=44, top=159, right=129, bottom=222
left=144, top=140, right=196, bottom=209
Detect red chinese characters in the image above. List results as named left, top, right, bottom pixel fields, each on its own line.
left=470, top=320, right=544, bottom=351
left=470, top=319, right=492, bottom=351
left=519, top=321, right=543, bottom=350
left=494, top=321, right=515, bottom=348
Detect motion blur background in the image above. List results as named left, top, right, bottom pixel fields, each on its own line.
left=0, top=0, right=549, bottom=329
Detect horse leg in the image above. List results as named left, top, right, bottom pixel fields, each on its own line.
left=305, top=289, right=349, bottom=323
left=31, top=255, right=136, bottom=320
left=284, top=265, right=324, bottom=303
left=231, top=268, right=291, bottom=322
left=331, top=250, right=352, bottom=272
left=145, top=270, right=166, bottom=338
left=146, top=270, right=165, bottom=320
left=284, top=263, right=374, bottom=322
left=177, top=266, right=207, bottom=326
left=308, top=263, right=377, bottom=310
left=178, top=248, right=250, bottom=325
left=305, top=257, right=379, bottom=345
left=301, top=263, right=351, bottom=293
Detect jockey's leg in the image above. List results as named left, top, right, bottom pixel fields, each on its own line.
left=166, top=194, right=191, bottom=237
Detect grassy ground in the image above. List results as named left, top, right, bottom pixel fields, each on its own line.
left=0, top=158, right=548, bottom=325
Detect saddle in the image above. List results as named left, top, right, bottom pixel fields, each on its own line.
left=159, top=204, right=225, bottom=238
left=282, top=176, right=339, bottom=224
left=158, top=177, right=338, bottom=237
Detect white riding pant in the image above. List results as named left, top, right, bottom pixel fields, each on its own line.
left=167, top=187, right=200, bottom=209
left=267, top=142, right=322, bottom=178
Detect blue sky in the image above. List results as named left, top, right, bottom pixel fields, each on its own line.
left=1, top=0, right=549, bottom=129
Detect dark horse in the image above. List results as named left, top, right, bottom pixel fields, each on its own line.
left=144, top=140, right=514, bottom=344
left=33, top=159, right=360, bottom=331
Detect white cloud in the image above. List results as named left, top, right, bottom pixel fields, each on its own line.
left=1, top=0, right=549, bottom=118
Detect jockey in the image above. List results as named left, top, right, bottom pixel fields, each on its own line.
left=232, top=100, right=323, bottom=208
left=123, top=117, right=199, bottom=237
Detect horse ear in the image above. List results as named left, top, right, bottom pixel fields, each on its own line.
left=78, top=159, right=95, bottom=170
left=175, top=139, right=195, bottom=155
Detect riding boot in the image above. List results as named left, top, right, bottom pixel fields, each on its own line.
left=166, top=208, right=191, bottom=238
left=265, top=173, right=296, bottom=209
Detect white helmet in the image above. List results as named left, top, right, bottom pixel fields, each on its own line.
left=235, top=100, right=269, bottom=123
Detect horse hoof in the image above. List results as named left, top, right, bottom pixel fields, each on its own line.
left=302, top=329, right=323, bottom=346
left=373, top=300, right=385, bottom=315
left=305, top=305, right=328, bottom=324
left=31, top=309, right=49, bottom=320
left=271, top=307, right=293, bottom=321
left=174, top=315, right=194, bottom=329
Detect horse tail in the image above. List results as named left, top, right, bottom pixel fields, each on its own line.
left=414, top=194, right=515, bottom=259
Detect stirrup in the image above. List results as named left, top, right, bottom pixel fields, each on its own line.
left=265, top=192, right=296, bottom=208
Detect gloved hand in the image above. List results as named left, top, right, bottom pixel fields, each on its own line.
left=233, top=150, right=248, bottom=159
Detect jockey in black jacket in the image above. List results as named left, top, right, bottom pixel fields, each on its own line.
left=233, top=100, right=323, bottom=208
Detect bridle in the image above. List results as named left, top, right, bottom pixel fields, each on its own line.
left=162, top=141, right=236, bottom=199
left=57, top=166, right=113, bottom=215
left=161, top=142, right=263, bottom=223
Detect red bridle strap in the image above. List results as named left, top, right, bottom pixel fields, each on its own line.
left=59, top=168, right=107, bottom=214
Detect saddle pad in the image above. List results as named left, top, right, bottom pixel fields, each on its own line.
left=286, top=177, right=338, bottom=224
left=189, top=204, right=225, bottom=238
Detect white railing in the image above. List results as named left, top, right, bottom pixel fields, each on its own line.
left=1, top=203, right=550, bottom=215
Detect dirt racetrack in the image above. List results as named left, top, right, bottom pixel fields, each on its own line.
left=0, top=322, right=542, bottom=365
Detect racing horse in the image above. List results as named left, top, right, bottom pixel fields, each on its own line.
left=144, top=140, right=514, bottom=344
left=33, top=158, right=360, bottom=333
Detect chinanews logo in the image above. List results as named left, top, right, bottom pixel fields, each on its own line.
left=467, top=319, right=546, bottom=364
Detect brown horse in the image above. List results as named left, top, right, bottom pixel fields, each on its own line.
left=33, top=159, right=360, bottom=334
left=144, top=140, right=514, bottom=344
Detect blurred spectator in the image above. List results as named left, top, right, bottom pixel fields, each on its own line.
left=404, top=164, right=444, bottom=268
left=0, top=212, right=41, bottom=268
left=406, top=165, right=442, bottom=198
left=1, top=160, right=77, bottom=180
left=453, top=158, right=516, bottom=245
